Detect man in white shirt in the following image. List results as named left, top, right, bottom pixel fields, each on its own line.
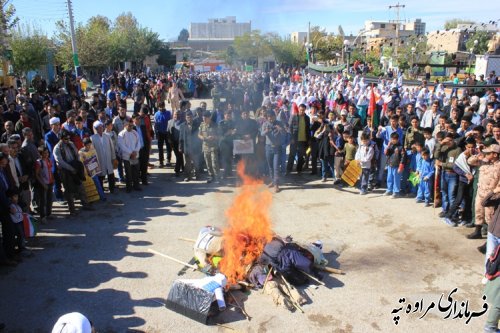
left=117, top=117, right=141, bottom=193
left=420, top=101, right=442, bottom=130
left=91, top=120, right=116, bottom=193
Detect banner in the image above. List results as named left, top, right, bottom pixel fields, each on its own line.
left=341, top=160, right=362, bottom=187
left=308, top=62, right=346, bottom=73
left=233, top=139, right=254, bottom=155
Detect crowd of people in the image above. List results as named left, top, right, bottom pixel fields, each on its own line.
left=0, top=66, right=499, bottom=329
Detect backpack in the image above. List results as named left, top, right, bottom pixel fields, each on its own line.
left=486, top=245, right=500, bottom=280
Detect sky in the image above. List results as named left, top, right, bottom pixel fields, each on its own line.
left=11, top=0, right=499, bottom=41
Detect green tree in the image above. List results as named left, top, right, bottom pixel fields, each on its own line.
left=110, top=12, right=162, bottom=65
left=269, top=36, right=305, bottom=65
left=308, top=27, right=343, bottom=61
left=444, top=19, right=475, bottom=30
left=395, top=35, right=429, bottom=70
left=177, top=28, right=189, bottom=42
left=223, top=45, right=238, bottom=66
left=0, top=0, right=19, bottom=56
left=54, top=16, right=113, bottom=71
left=233, top=30, right=272, bottom=65
left=10, top=25, right=50, bottom=74
left=465, top=30, right=491, bottom=54
left=156, top=44, right=175, bottom=68
left=54, top=12, right=163, bottom=71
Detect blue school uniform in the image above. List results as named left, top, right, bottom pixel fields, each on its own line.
left=416, top=157, right=434, bottom=203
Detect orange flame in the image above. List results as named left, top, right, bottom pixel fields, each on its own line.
left=219, top=161, right=273, bottom=285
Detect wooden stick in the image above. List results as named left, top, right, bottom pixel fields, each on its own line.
left=261, top=267, right=274, bottom=294
left=237, top=281, right=254, bottom=288
left=299, top=270, right=325, bottom=286
left=314, top=265, right=344, bottom=275
left=215, top=323, right=236, bottom=331
left=178, top=237, right=196, bottom=243
left=278, top=273, right=305, bottom=313
left=228, top=291, right=251, bottom=321
left=148, top=249, right=198, bottom=270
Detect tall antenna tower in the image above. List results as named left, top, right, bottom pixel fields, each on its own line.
left=388, top=2, right=405, bottom=58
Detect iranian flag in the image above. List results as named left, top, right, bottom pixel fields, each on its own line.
left=368, top=84, right=377, bottom=127
left=22, top=213, right=38, bottom=238
left=367, top=84, right=376, bottom=117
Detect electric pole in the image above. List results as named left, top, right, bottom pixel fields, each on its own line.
left=66, top=0, right=81, bottom=76
left=388, top=2, right=405, bottom=58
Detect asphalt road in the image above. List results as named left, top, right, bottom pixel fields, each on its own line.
left=0, top=99, right=487, bottom=332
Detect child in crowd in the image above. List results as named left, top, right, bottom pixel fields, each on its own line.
left=415, top=148, right=434, bottom=206
left=423, top=127, right=435, bottom=158
left=79, top=138, right=106, bottom=201
left=7, top=189, right=25, bottom=253
left=332, top=124, right=345, bottom=184
left=34, top=146, right=54, bottom=224
left=385, top=132, right=404, bottom=198
left=343, top=133, right=358, bottom=187
left=355, top=133, right=374, bottom=195
left=410, top=142, right=424, bottom=194
left=344, top=133, right=358, bottom=167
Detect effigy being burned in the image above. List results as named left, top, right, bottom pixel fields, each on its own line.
left=151, top=163, right=343, bottom=324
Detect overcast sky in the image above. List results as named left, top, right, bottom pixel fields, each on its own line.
left=12, top=0, right=498, bottom=41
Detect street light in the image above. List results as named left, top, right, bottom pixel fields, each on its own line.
left=305, top=42, right=313, bottom=63
left=468, top=47, right=475, bottom=74
left=411, top=46, right=416, bottom=79
left=344, top=40, right=351, bottom=71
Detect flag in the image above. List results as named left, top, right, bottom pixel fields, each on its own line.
left=367, top=84, right=376, bottom=118
left=22, top=213, right=38, bottom=238
left=408, top=172, right=421, bottom=187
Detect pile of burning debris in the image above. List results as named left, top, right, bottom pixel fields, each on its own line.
left=149, top=165, right=343, bottom=324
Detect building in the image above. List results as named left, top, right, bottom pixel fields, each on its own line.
left=190, top=16, right=251, bottom=40
left=404, top=19, right=426, bottom=36
left=188, top=16, right=251, bottom=51
left=290, top=32, right=307, bottom=45
left=361, top=18, right=426, bottom=51
left=426, top=29, right=465, bottom=54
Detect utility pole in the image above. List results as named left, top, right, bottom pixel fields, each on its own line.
left=388, top=2, right=405, bottom=58
left=66, top=0, right=81, bottom=76
left=307, top=21, right=310, bottom=45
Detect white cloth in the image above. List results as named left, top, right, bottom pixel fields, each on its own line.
left=355, top=144, right=374, bottom=169
left=117, top=129, right=140, bottom=161
left=91, top=133, right=115, bottom=176
left=51, top=312, right=92, bottom=333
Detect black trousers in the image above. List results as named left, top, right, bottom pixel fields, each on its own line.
left=0, top=213, right=15, bottom=259
left=172, top=141, right=184, bottom=174
left=309, top=140, right=319, bottom=174
left=123, top=160, right=140, bottom=190
left=157, top=132, right=172, bottom=164
left=139, top=147, right=149, bottom=183
left=220, top=140, right=233, bottom=176
left=98, top=173, right=116, bottom=192
left=287, top=141, right=308, bottom=172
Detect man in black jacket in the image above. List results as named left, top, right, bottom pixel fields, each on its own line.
left=287, top=104, right=310, bottom=174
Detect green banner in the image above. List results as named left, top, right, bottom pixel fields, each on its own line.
left=72, top=53, right=80, bottom=67
left=307, top=61, right=346, bottom=73
left=245, top=65, right=253, bottom=72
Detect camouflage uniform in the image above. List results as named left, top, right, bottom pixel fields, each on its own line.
left=469, top=157, right=500, bottom=225
left=199, top=121, right=219, bottom=180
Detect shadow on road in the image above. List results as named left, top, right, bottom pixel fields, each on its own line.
left=0, top=179, right=195, bottom=331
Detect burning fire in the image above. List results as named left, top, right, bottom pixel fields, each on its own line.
left=219, top=162, right=273, bottom=285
